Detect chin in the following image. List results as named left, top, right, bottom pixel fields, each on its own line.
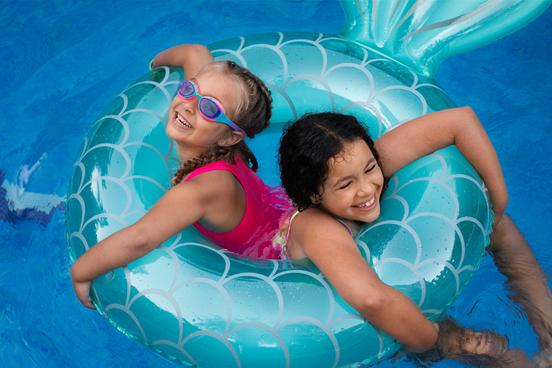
left=355, top=206, right=381, bottom=224
left=165, top=124, right=177, bottom=141
left=365, top=211, right=381, bottom=223
left=165, top=117, right=186, bottom=141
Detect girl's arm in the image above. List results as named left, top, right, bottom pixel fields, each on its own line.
left=151, top=44, right=213, bottom=79
left=292, top=210, right=438, bottom=352
left=375, top=107, right=507, bottom=225
left=71, top=172, right=227, bottom=308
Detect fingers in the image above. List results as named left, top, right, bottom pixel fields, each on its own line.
left=80, top=297, right=95, bottom=310
left=72, top=280, right=96, bottom=309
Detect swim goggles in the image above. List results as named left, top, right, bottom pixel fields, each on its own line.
left=177, top=79, right=244, bottom=133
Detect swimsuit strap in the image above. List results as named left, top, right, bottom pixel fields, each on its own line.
left=335, top=217, right=354, bottom=236
left=285, top=210, right=302, bottom=240
left=275, top=210, right=300, bottom=260
left=286, top=210, right=354, bottom=242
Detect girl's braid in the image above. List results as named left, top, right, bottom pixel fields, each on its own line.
left=172, top=146, right=234, bottom=185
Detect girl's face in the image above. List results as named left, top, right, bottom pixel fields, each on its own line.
left=166, top=69, right=242, bottom=153
left=319, top=139, right=384, bottom=223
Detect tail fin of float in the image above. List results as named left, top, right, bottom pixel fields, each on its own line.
left=340, top=0, right=551, bottom=76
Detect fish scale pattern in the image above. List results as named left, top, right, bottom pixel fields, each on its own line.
left=66, top=33, right=492, bottom=367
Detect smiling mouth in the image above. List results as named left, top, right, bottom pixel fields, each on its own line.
left=353, top=196, right=377, bottom=210
left=175, top=112, right=192, bottom=128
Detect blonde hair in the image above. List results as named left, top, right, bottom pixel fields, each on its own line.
left=172, top=61, right=272, bottom=185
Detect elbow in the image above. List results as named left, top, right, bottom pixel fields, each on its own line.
left=451, top=106, right=480, bottom=144
left=459, top=106, right=479, bottom=126
left=358, top=293, right=390, bottom=319
left=459, top=106, right=475, bottom=115
left=185, top=44, right=213, bottom=65
left=152, top=44, right=211, bottom=69
left=187, top=44, right=210, bottom=55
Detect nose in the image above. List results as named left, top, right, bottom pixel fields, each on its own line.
left=178, top=97, right=197, bottom=114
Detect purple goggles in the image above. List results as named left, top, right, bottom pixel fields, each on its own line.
left=177, top=79, right=244, bottom=133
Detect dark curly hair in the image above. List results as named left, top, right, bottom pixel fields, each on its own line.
left=279, top=112, right=386, bottom=211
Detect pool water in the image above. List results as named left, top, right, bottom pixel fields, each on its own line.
left=1, top=1, right=550, bottom=367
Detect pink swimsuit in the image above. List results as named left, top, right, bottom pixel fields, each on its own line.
left=183, top=157, right=293, bottom=260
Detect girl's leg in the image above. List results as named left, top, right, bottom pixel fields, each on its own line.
left=489, top=214, right=552, bottom=362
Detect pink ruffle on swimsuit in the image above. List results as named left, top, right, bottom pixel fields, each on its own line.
left=183, top=157, right=293, bottom=260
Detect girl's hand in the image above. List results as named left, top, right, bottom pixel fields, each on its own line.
left=72, top=278, right=95, bottom=309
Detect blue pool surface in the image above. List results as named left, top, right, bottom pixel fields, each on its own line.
left=0, top=1, right=550, bottom=367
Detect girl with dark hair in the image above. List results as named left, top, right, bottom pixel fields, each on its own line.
left=71, top=44, right=291, bottom=308
left=278, top=110, right=552, bottom=366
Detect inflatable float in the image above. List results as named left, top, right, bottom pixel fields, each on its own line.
left=65, top=1, right=551, bottom=366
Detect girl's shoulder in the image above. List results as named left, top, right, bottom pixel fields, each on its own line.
left=186, top=167, right=237, bottom=182
left=179, top=169, right=240, bottom=202
left=295, top=207, right=341, bottom=222
left=292, top=208, right=354, bottom=241
left=183, top=159, right=237, bottom=181
left=289, top=207, right=358, bottom=260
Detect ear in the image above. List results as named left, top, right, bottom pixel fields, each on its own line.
left=217, top=130, right=245, bottom=147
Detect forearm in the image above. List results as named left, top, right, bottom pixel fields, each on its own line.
left=151, top=44, right=213, bottom=78
left=454, top=108, right=508, bottom=216
left=71, top=181, right=209, bottom=284
left=300, top=215, right=438, bottom=352
left=71, top=224, right=151, bottom=282
left=360, top=285, right=437, bottom=352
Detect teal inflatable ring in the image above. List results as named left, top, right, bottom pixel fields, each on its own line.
left=66, top=33, right=492, bottom=367
left=66, top=33, right=493, bottom=367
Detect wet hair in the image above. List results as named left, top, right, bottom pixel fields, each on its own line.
left=173, top=61, right=272, bottom=185
left=279, top=112, right=386, bottom=211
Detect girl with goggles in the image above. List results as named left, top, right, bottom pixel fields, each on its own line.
left=71, top=44, right=291, bottom=310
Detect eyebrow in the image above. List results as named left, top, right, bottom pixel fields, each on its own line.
left=190, top=78, right=218, bottom=100
left=333, top=158, right=377, bottom=188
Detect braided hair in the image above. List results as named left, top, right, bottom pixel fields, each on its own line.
left=173, top=61, right=273, bottom=185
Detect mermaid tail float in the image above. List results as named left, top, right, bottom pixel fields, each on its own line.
left=341, top=0, right=552, bottom=76
left=66, top=1, right=551, bottom=366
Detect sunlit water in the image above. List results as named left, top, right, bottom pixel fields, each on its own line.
left=1, top=1, right=550, bottom=367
